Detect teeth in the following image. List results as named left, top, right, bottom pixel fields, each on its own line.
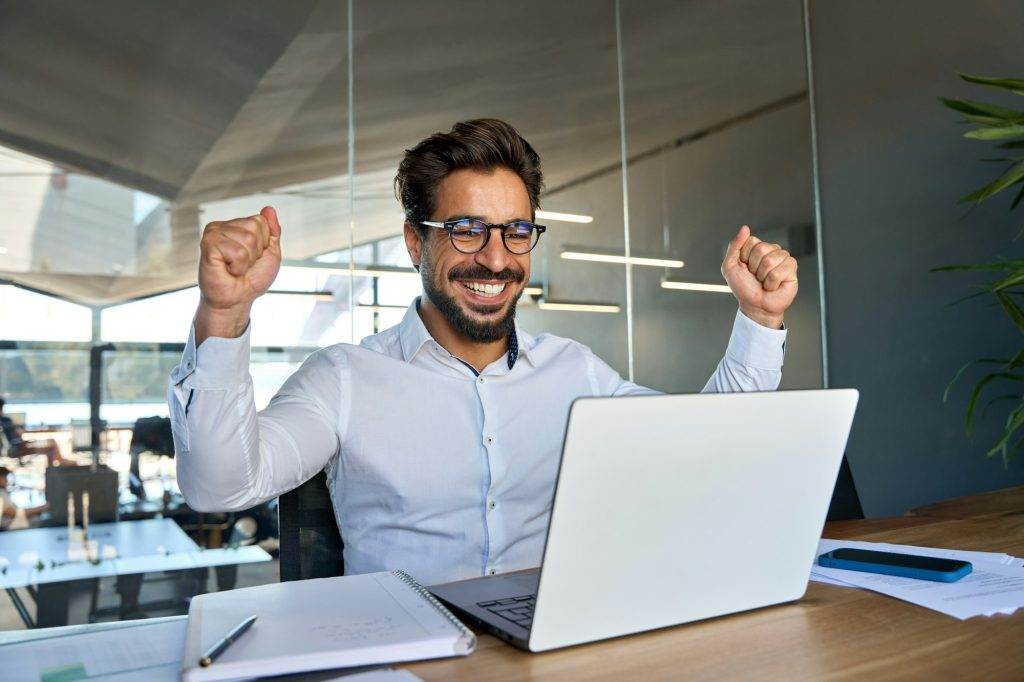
left=464, top=282, right=506, bottom=297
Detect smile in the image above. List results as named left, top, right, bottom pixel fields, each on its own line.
left=459, top=281, right=508, bottom=298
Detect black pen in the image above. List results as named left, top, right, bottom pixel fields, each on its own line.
left=199, top=615, right=257, bottom=667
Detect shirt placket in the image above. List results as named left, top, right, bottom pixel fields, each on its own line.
left=476, top=369, right=509, bottom=576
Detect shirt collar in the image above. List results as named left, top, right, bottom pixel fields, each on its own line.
left=399, top=297, right=528, bottom=370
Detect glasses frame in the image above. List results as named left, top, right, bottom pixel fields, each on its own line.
left=419, top=218, right=547, bottom=255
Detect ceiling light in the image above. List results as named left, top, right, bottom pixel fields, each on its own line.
left=267, top=290, right=335, bottom=301
left=536, top=210, right=593, bottom=224
left=522, top=285, right=544, bottom=296
left=661, top=280, right=732, bottom=293
left=280, top=260, right=420, bottom=280
left=560, top=250, right=684, bottom=268
left=537, top=300, right=620, bottom=313
left=358, top=304, right=408, bottom=312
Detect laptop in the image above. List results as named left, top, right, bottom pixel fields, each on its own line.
left=429, top=389, right=859, bottom=652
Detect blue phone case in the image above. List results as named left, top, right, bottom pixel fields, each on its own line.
left=817, top=551, right=973, bottom=582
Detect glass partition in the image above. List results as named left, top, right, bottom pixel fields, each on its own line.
left=620, top=0, right=823, bottom=390
left=351, top=0, right=630, bottom=367
left=0, top=0, right=823, bottom=632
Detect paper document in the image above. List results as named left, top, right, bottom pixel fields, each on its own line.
left=810, top=539, right=1024, bottom=619
left=1, top=618, right=185, bottom=682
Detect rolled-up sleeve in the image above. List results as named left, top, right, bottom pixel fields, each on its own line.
left=168, top=323, right=345, bottom=512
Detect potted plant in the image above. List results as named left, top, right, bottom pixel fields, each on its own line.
left=938, top=73, right=1024, bottom=465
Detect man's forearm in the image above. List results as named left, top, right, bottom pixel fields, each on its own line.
left=193, top=302, right=251, bottom=347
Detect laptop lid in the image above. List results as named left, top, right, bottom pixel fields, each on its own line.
left=528, top=389, right=858, bottom=652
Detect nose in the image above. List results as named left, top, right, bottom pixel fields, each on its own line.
left=474, top=227, right=513, bottom=274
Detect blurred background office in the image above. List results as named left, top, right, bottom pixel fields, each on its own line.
left=0, top=0, right=1022, bottom=630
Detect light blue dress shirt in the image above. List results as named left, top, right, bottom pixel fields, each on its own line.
left=168, top=299, right=786, bottom=585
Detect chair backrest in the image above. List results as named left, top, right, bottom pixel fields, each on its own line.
left=44, top=464, right=119, bottom=525
left=278, top=470, right=344, bottom=581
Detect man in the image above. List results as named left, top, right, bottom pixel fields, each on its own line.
left=168, top=119, right=797, bottom=585
left=0, top=398, right=64, bottom=466
left=0, top=466, right=48, bottom=530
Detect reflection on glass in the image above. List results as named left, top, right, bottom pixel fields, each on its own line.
left=619, top=0, right=823, bottom=391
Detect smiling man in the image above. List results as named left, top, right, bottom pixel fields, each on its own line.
left=168, top=119, right=797, bottom=585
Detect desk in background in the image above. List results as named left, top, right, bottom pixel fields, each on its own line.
left=0, top=518, right=270, bottom=627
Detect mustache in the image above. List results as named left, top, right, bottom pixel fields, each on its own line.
left=448, top=265, right=524, bottom=283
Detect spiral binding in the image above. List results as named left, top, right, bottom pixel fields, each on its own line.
left=392, top=570, right=476, bottom=651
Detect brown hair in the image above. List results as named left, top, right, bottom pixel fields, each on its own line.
left=394, top=119, right=544, bottom=233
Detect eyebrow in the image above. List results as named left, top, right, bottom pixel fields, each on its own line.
left=441, top=214, right=532, bottom=223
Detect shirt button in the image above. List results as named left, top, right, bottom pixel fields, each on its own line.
left=485, top=435, right=494, bottom=445
left=487, top=500, right=496, bottom=511
left=185, top=360, right=193, bottom=370
left=478, top=376, right=485, bottom=384
left=488, top=568, right=497, bottom=575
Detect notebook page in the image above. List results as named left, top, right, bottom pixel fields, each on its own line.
left=183, top=572, right=468, bottom=681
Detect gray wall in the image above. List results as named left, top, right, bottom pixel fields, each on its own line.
left=809, top=0, right=1024, bottom=516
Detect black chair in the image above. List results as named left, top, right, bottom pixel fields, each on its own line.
left=826, top=456, right=864, bottom=521
left=278, top=471, right=344, bottom=581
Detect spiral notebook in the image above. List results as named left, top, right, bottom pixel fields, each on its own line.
left=181, top=571, right=475, bottom=681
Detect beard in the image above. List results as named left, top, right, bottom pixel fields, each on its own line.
left=420, top=250, right=522, bottom=344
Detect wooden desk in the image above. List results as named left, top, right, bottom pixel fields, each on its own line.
left=405, top=491, right=1024, bottom=680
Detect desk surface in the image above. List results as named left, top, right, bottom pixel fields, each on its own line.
left=404, top=492, right=1024, bottom=681
left=2, top=490, right=1021, bottom=679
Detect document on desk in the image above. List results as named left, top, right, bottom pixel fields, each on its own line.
left=810, top=539, right=1024, bottom=619
left=1, top=618, right=185, bottom=682
left=182, top=571, right=475, bottom=681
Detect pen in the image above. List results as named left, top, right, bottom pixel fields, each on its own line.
left=199, top=615, right=257, bottom=667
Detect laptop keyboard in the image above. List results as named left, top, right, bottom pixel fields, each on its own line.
left=476, top=594, right=536, bottom=629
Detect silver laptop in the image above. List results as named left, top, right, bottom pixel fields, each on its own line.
left=429, top=389, right=859, bottom=652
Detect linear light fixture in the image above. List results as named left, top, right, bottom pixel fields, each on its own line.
left=535, top=210, right=593, bottom=224
left=560, top=249, right=684, bottom=269
left=537, top=300, right=621, bottom=313
left=661, top=280, right=732, bottom=293
left=522, top=284, right=544, bottom=296
left=280, top=260, right=420, bottom=280
left=267, top=289, right=335, bottom=301
left=358, top=303, right=408, bottom=312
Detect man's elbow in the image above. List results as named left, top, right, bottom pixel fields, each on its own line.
left=177, top=468, right=264, bottom=513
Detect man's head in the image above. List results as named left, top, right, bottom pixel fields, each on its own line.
left=395, top=119, right=544, bottom=343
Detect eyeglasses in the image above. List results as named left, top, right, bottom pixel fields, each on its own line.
left=419, top=218, right=547, bottom=255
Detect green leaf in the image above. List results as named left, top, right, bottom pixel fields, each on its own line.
left=1011, top=182, right=1024, bottom=210
left=964, top=125, right=1024, bottom=141
left=939, top=97, right=1024, bottom=121
left=943, top=357, right=1010, bottom=402
left=965, top=371, right=1024, bottom=436
left=991, top=271, right=1024, bottom=292
left=996, top=291, right=1024, bottom=333
left=997, top=141, right=1024, bottom=150
left=930, top=259, right=1024, bottom=273
left=958, top=73, right=1024, bottom=96
left=986, top=404, right=1024, bottom=460
left=958, top=160, right=1024, bottom=203
left=980, top=393, right=1022, bottom=420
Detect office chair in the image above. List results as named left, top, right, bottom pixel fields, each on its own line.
left=278, top=470, right=344, bottom=581
left=826, top=456, right=864, bottom=521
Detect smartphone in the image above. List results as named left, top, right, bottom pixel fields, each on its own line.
left=817, top=548, right=972, bottom=582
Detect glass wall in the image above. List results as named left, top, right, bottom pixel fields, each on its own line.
left=0, top=0, right=821, bottom=631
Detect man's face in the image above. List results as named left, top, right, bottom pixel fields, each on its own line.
left=406, top=167, right=532, bottom=342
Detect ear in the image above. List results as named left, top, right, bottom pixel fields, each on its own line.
left=403, top=221, right=423, bottom=271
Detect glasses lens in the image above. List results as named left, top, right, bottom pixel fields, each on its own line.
left=449, top=219, right=486, bottom=252
left=503, top=222, right=539, bottom=254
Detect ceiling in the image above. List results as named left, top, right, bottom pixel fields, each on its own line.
left=0, top=0, right=807, bottom=305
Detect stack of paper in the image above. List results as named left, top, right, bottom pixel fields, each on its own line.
left=810, top=539, right=1024, bottom=619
